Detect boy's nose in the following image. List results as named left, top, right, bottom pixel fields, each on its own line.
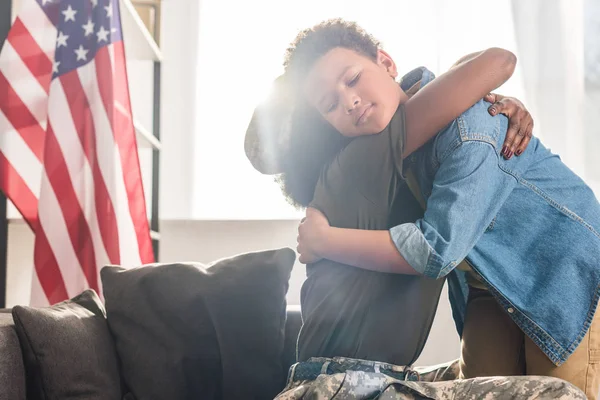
left=345, top=98, right=360, bottom=114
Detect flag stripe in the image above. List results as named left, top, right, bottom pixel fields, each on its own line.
left=7, top=19, right=53, bottom=93
left=19, top=0, right=58, bottom=52
left=33, top=223, right=70, bottom=304
left=104, top=42, right=153, bottom=263
left=37, top=170, right=89, bottom=299
left=33, top=216, right=69, bottom=304
left=0, top=152, right=38, bottom=228
left=0, top=73, right=46, bottom=161
left=78, top=58, right=141, bottom=266
left=33, top=226, right=69, bottom=304
left=47, top=80, right=112, bottom=271
left=59, top=71, right=120, bottom=265
left=0, top=109, right=43, bottom=199
left=0, top=42, right=49, bottom=129
left=44, top=122, right=100, bottom=293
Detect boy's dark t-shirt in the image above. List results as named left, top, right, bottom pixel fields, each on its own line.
left=297, top=104, right=445, bottom=365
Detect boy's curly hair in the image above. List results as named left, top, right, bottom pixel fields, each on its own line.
left=277, top=19, right=381, bottom=208
left=283, top=19, right=380, bottom=93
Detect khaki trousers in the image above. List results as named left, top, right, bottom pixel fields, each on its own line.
left=460, top=289, right=600, bottom=400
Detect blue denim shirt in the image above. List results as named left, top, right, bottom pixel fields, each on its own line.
left=390, top=68, right=600, bottom=365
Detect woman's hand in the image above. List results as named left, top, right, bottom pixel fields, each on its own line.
left=297, top=208, right=330, bottom=264
left=484, top=93, right=534, bottom=159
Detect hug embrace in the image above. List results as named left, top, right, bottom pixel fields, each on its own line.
left=245, top=19, right=600, bottom=400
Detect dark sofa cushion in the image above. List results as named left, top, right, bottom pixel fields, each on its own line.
left=101, top=247, right=295, bottom=400
left=11, top=289, right=121, bottom=400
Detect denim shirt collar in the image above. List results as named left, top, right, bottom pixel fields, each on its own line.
left=399, top=66, right=436, bottom=92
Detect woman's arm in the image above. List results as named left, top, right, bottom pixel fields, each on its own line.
left=451, top=51, right=482, bottom=67
left=402, top=48, right=516, bottom=157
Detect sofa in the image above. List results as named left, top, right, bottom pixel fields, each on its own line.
left=0, top=307, right=303, bottom=400
left=0, top=247, right=302, bottom=400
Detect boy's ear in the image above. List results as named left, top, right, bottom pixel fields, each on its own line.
left=377, top=49, right=398, bottom=79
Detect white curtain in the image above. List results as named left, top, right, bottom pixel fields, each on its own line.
left=584, top=0, right=600, bottom=185
left=510, top=0, right=599, bottom=194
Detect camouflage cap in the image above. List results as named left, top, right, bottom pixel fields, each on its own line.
left=244, top=74, right=296, bottom=175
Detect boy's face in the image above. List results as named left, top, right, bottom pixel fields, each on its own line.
left=304, top=48, right=406, bottom=137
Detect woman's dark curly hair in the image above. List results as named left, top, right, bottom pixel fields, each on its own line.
left=276, top=19, right=381, bottom=208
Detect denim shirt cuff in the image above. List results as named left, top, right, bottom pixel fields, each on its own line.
left=389, top=223, right=446, bottom=278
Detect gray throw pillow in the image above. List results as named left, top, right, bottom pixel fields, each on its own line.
left=11, top=289, right=122, bottom=400
left=101, top=247, right=295, bottom=400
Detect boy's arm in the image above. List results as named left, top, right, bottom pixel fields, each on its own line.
left=302, top=142, right=516, bottom=278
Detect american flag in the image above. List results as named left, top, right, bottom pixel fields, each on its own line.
left=0, top=0, right=154, bottom=306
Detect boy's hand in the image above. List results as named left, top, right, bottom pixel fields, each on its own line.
left=297, top=208, right=330, bottom=264
left=485, top=93, right=534, bottom=159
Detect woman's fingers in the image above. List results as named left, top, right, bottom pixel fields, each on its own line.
left=484, top=93, right=497, bottom=104
left=515, top=122, right=534, bottom=156
left=490, top=98, right=533, bottom=159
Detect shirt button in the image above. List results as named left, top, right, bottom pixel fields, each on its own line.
left=507, top=307, right=515, bottom=314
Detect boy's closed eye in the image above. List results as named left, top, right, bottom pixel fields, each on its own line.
left=324, top=72, right=362, bottom=113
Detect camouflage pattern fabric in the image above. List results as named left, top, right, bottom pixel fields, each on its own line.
left=275, top=357, right=586, bottom=400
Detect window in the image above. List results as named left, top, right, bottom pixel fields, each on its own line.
left=192, top=0, right=523, bottom=219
